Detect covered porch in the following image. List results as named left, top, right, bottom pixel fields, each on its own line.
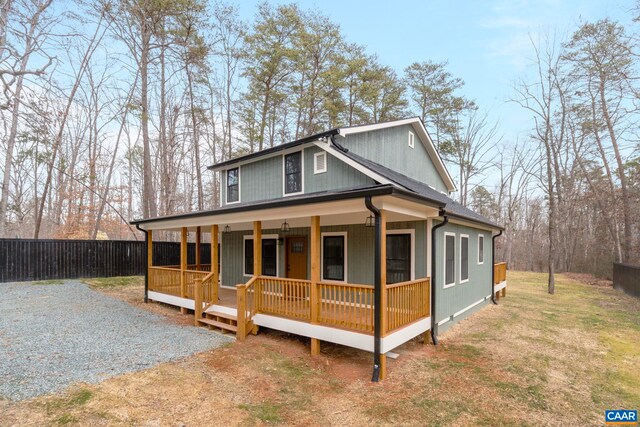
left=140, top=192, right=438, bottom=380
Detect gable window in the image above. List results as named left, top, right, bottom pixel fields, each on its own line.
left=460, top=234, right=469, bottom=283
left=387, top=233, right=412, bottom=284
left=314, top=151, right=327, bottom=174
left=478, top=235, right=484, bottom=264
left=322, top=232, right=346, bottom=282
left=408, top=131, right=415, bottom=148
left=226, top=167, right=239, bottom=204
left=444, top=232, right=455, bottom=288
left=244, top=236, right=278, bottom=277
left=284, top=151, right=303, bottom=195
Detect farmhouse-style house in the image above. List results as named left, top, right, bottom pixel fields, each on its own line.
left=131, top=117, right=507, bottom=381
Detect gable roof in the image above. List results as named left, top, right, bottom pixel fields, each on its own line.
left=207, top=118, right=456, bottom=193
left=334, top=149, right=502, bottom=230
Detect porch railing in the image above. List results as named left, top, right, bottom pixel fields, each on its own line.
left=494, top=262, right=507, bottom=284
left=318, top=281, right=374, bottom=333
left=385, top=278, right=430, bottom=334
left=149, top=266, right=214, bottom=302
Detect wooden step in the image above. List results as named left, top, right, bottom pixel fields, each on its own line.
left=205, top=310, right=237, bottom=321
left=198, top=317, right=238, bottom=332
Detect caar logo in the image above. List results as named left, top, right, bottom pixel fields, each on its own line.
left=606, top=410, right=638, bottom=425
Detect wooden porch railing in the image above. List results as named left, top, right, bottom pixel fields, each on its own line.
left=385, top=278, right=430, bottom=334
left=494, top=262, right=507, bottom=284
left=318, top=281, right=374, bottom=333
left=255, top=276, right=311, bottom=321
left=149, top=266, right=215, bottom=302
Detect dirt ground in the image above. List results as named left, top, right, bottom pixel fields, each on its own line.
left=1, top=272, right=638, bottom=426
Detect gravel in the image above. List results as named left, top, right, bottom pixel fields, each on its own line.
left=0, top=280, right=234, bottom=401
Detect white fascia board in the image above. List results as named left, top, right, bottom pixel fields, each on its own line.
left=338, top=118, right=457, bottom=193
left=312, top=140, right=395, bottom=186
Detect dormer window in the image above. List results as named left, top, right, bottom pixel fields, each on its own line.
left=284, top=151, right=303, bottom=195
left=226, top=167, right=239, bottom=204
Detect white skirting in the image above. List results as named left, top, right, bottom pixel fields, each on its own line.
left=494, top=280, right=507, bottom=292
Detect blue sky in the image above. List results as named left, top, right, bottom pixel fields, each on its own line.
left=237, top=0, right=635, bottom=144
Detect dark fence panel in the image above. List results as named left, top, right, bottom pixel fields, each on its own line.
left=0, top=238, right=211, bottom=283
left=613, top=262, right=640, bottom=298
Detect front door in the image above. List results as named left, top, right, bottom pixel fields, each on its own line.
left=286, top=236, right=307, bottom=280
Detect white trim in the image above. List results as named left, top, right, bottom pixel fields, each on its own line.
left=321, top=231, right=348, bottom=283
left=314, top=151, right=327, bottom=174
left=243, top=234, right=279, bottom=278
left=438, top=317, right=451, bottom=326
left=386, top=228, right=415, bottom=281
left=338, top=117, right=457, bottom=192
left=478, top=234, right=485, bottom=265
left=313, top=141, right=394, bottom=185
left=459, top=234, right=469, bottom=284
left=494, top=281, right=507, bottom=292
left=225, top=166, right=241, bottom=205
left=282, top=149, right=304, bottom=197
left=443, top=231, right=456, bottom=288
left=453, top=297, right=485, bottom=318
left=381, top=317, right=430, bottom=353
left=408, top=131, right=415, bottom=148
left=148, top=291, right=194, bottom=310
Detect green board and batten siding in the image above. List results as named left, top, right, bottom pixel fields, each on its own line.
left=340, top=124, right=449, bottom=193
left=221, top=221, right=428, bottom=288
left=220, top=147, right=374, bottom=206
left=432, top=221, right=493, bottom=333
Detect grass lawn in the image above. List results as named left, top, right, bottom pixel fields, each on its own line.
left=1, top=271, right=638, bottom=426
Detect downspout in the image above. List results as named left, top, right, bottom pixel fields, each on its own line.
left=430, top=211, right=448, bottom=345
left=491, top=230, right=503, bottom=305
left=135, top=224, right=149, bottom=303
left=364, top=196, right=382, bottom=382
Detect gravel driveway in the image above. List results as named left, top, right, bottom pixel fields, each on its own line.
left=0, top=281, right=233, bottom=401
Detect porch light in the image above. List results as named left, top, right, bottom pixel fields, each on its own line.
left=280, top=220, right=290, bottom=232
left=365, top=214, right=375, bottom=227
left=223, top=225, right=231, bottom=233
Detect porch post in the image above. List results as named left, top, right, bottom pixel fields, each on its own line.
left=180, top=227, right=188, bottom=314
left=211, top=224, right=219, bottom=303
left=310, top=215, right=321, bottom=355
left=379, top=210, right=387, bottom=379
left=146, top=229, right=152, bottom=303
left=253, top=221, right=262, bottom=276
left=195, top=226, right=201, bottom=271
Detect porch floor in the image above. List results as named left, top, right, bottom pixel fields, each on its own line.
left=217, top=287, right=237, bottom=309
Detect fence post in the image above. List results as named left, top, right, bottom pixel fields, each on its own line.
left=194, top=278, right=203, bottom=326
left=236, top=284, right=247, bottom=341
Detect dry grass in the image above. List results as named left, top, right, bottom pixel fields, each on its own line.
left=1, top=271, right=638, bottom=426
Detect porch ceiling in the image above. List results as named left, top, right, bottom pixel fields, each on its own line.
left=140, top=195, right=440, bottom=232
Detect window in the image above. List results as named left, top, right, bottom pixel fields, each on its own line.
left=408, top=131, right=415, bottom=148
left=226, top=168, right=239, bottom=203
left=444, top=232, right=455, bottom=287
left=314, top=151, right=327, bottom=174
left=460, top=235, right=469, bottom=283
left=284, top=151, right=303, bottom=194
left=244, top=237, right=278, bottom=277
left=387, top=233, right=412, bottom=284
left=322, top=233, right=346, bottom=281
left=478, top=235, right=484, bottom=264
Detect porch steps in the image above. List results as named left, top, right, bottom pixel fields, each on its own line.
left=198, top=310, right=238, bottom=334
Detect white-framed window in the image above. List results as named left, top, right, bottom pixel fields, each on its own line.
left=226, top=167, right=240, bottom=204
left=314, top=151, right=327, bottom=174
left=408, top=131, right=415, bottom=148
left=478, top=234, right=485, bottom=264
left=243, top=234, right=279, bottom=277
left=283, top=150, right=304, bottom=196
left=444, top=232, right=456, bottom=288
left=460, top=234, right=469, bottom=283
left=386, top=229, right=415, bottom=284
left=321, top=231, right=347, bottom=282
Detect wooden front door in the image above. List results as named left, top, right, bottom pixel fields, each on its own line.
left=286, top=237, right=307, bottom=280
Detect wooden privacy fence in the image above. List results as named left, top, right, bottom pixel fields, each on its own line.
left=235, top=275, right=431, bottom=339
left=613, top=262, right=640, bottom=298
left=0, top=238, right=210, bottom=283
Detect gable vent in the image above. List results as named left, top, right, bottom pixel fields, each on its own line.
left=314, top=152, right=327, bottom=174
left=408, top=131, right=415, bottom=148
